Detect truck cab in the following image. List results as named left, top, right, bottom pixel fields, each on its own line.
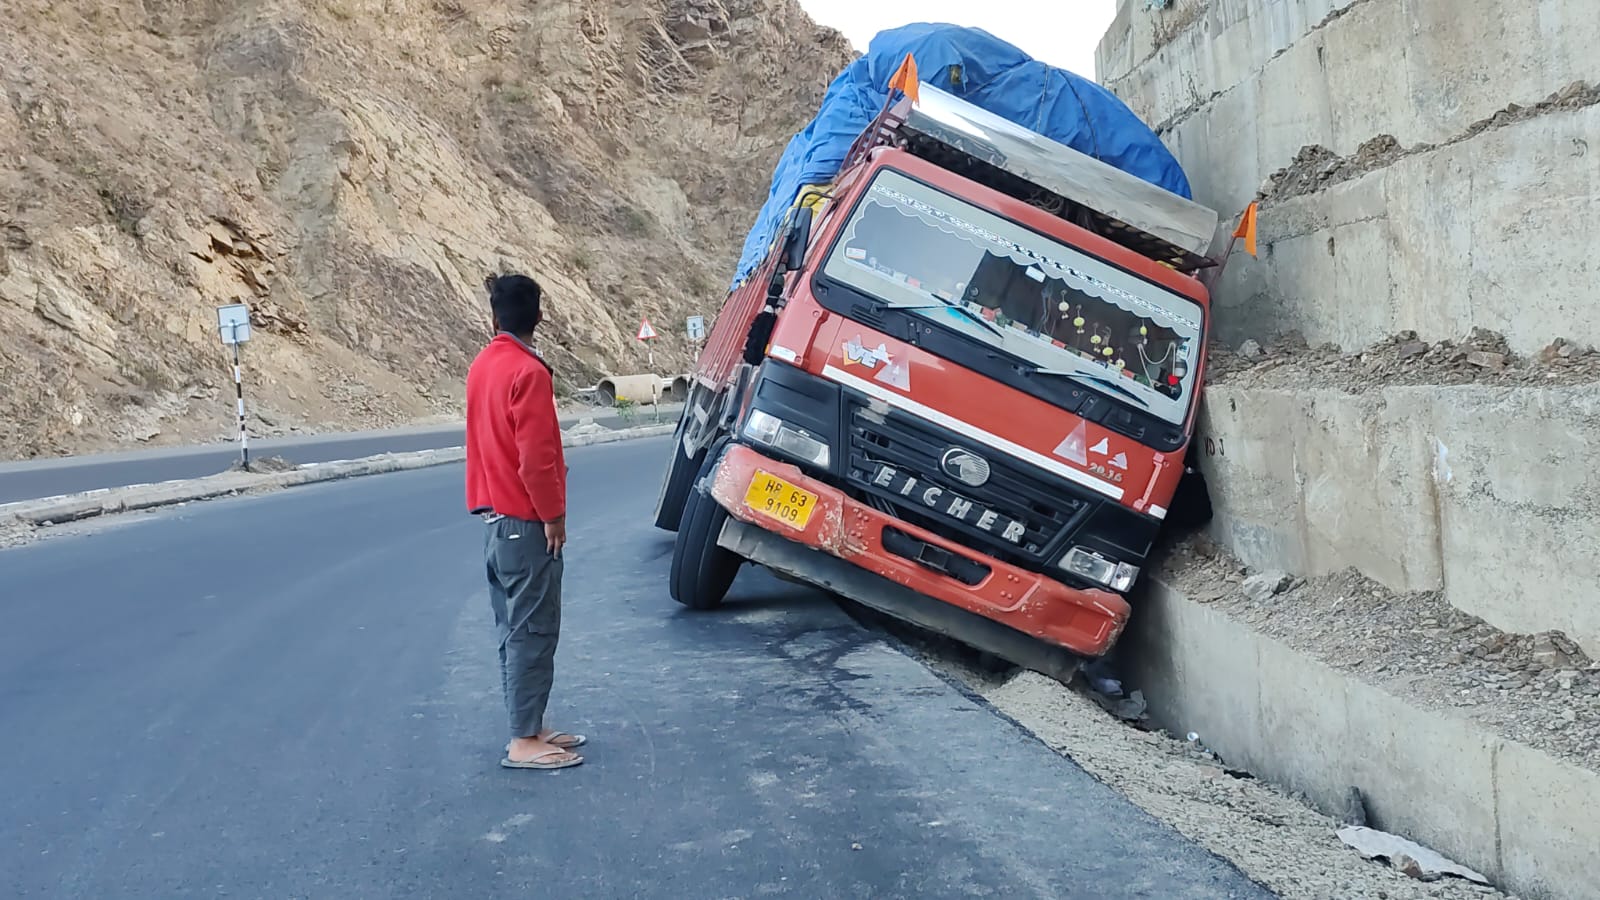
left=655, top=84, right=1220, bottom=680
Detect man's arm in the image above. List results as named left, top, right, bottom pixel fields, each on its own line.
left=509, top=366, right=567, bottom=524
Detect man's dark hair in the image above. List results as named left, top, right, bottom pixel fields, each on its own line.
left=488, top=273, right=543, bottom=336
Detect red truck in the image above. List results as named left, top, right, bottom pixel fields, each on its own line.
left=653, top=83, right=1224, bottom=680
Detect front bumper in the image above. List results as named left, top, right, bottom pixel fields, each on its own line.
left=708, top=444, right=1131, bottom=657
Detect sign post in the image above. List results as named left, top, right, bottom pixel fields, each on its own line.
left=216, top=303, right=253, bottom=471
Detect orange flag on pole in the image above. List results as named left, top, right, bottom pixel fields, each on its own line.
left=889, top=53, right=920, bottom=105
left=1232, top=201, right=1259, bottom=258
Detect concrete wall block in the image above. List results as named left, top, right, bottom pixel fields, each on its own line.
left=1197, top=387, right=1310, bottom=575
left=1251, top=633, right=1354, bottom=812
left=1096, top=0, right=1153, bottom=86
left=1166, top=78, right=1261, bottom=214
left=1211, top=106, right=1600, bottom=356
left=1382, top=145, right=1476, bottom=338
left=1463, top=106, right=1600, bottom=355
left=1341, top=675, right=1503, bottom=879
left=1429, top=385, right=1600, bottom=655
left=1125, top=580, right=1266, bottom=767
left=1321, top=0, right=1413, bottom=152
left=1295, top=388, right=1441, bottom=589
left=1254, top=35, right=1335, bottom=177
left=1109, top=0, right=1599, bottom=167
left=1494, top=740, right=1600, bottom=900
left=1401, top=0, right=1600, bottom=148
left=1135, top=579, right=1600, bottom=899
left=1199, top=382, right=1600, bottom=653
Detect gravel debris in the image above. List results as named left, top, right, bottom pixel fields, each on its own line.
left=1157, top=537, right=1600, bottom=772
left=1207, top=329, right=1600, bottom=393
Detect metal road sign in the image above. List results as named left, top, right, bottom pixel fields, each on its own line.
left=217, top=303, right=252, bottom=344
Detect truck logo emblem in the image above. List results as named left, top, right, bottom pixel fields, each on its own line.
left=843, top=335, right=892, bottom=369
left=869, top=463, right=1024, bottom=544
left=940, top=448, right=991, bottom=488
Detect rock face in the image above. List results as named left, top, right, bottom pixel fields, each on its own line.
left=0, top=0, right=853, bottom=458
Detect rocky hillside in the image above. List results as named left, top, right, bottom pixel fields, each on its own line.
left=0, top=0, right=853, bottom=458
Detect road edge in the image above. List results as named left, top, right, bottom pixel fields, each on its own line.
left=0, top=423, right=675, bottom=532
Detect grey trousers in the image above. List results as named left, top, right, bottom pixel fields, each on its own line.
left=484, top=515, right=563, bottom=738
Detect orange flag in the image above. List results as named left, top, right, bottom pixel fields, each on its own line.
left=1232, top=201, right=1259, bottom=258
left=889, top=53, right=920, bottom=105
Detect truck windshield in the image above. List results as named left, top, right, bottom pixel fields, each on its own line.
left=821, top=169, right=1204, bottom=426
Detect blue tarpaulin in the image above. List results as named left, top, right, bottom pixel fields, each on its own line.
left=731, top=23, right=1192, bottom=289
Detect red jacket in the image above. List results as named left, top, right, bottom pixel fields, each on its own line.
left=465, top=334, right=566, bottom=521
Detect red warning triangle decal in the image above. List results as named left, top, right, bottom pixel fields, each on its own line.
left=1054, top=421, right=1088, bottom=465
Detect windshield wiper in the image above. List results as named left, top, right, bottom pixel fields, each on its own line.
left=877, top=297, right=1007, bottom=340
left=1021, top=367, right=1151, bottom=409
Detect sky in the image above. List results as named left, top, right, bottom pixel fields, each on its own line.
left=796, top=0, right=1118, bottom=80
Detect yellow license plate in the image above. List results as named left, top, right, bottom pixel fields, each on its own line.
left=744, top=471, right=818, bottom=529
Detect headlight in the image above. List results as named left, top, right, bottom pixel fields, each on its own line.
left=743, top=409, right=831, bottom=468
left=1061, top=546, right=1140, bottom=592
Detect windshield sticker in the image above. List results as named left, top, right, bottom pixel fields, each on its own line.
left=842, top=335, right=892, bottom=369
left=845, top=247, right=868, bottom=261
left=868, top=181, right=1202, bottom=333
left=1054, top=421, right=1089, bottom=465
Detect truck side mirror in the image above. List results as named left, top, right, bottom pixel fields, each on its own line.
left=779, top=209, right=813, bottom=272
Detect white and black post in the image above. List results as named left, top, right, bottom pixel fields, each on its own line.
left=231, top=332, right=249, bottom=470
left=216, top=304, right=254, bottom=471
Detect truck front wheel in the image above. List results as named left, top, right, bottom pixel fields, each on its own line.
left=669, top=447, right=740, bottom=610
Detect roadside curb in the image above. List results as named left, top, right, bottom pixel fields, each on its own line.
left=1123, top=577, right=1599, bottom=900
left=0, top=423, right=675, bottom=531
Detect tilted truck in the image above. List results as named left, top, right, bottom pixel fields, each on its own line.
left=653, top=26, right=1230, bottom=680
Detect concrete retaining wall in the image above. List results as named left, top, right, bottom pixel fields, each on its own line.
left=1126, top=577, right=1600, bottom=900
left=1096, top=0, right=1600, bottom=355
left=1199, top=381, right=1600, bottom=656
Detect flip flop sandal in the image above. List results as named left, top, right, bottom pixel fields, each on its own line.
left=505, top=732, right=587, bottom=752
left=501, top=749, right=584, bottom=770
left=545, top=731, right=587, bottom=749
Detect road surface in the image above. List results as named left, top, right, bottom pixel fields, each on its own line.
left=0, top=404, right=680, bottom=505
left=0, top=437, right=1267, bottom=899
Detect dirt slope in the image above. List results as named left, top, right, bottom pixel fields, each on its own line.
left=0, top=0, right=853, bottom=459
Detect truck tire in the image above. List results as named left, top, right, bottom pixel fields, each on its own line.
left=652, top=410, right=704, bottom=532
left=669, top=445, right=740, bottom=610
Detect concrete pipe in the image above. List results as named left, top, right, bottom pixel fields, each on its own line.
left=595, top=374, right=665, bottom=406
left=663, top=375, right=693, bottom=402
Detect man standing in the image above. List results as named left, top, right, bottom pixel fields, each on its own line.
left=466, top=273, right=585, bottom=770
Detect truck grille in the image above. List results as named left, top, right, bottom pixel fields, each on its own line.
left=844, top=402, right=1087, bottom=563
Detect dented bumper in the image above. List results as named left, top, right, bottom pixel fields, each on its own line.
left=709, top=443, right=1131, bottom=657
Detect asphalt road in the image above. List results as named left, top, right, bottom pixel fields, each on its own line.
left=0, top=437, right=1267, bottom=899
left=0, top=404, right=681, bottom=505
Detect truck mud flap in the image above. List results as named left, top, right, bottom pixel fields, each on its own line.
left=717, top=518, right=1084, bottom=683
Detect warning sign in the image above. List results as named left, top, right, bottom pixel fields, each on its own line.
left=1053, top=421, right=1088, bottom=465
left=636, top=319, right=658, bottom=341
